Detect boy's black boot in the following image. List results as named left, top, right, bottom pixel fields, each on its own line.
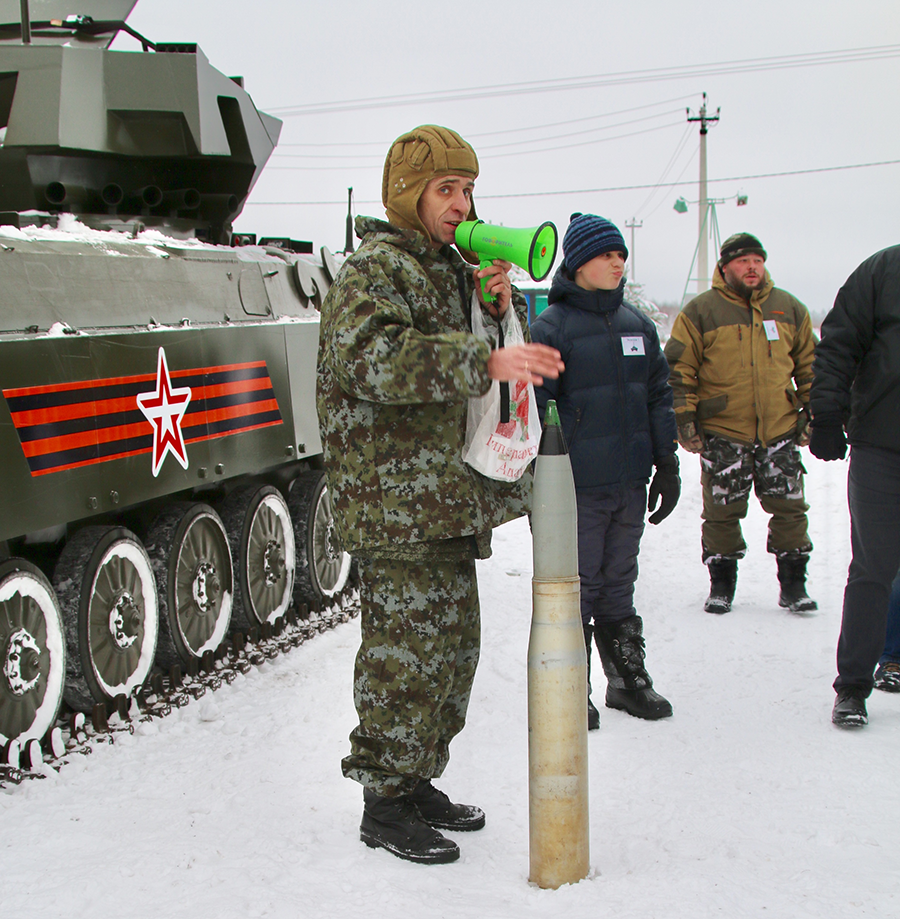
left=360, top=788, right=460, bottom=863
left=776, top=555, right=818, bottom=612
left=583, top=624, right=600, bottom=731
left=704, top=558, right=737, bottom=613
left=594, top=616, right=673, bottom=720
left=406, top=780, right=485, bottom=831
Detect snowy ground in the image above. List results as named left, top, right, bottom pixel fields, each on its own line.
left=2, top=451, right=897, bottom=919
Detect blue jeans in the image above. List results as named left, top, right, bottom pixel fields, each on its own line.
left=880, top=572, right=900, bottom=665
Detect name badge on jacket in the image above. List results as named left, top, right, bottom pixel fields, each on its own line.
left=763, top=320, right=780, bottom=341
left=621, top=336, right=645, bottom=355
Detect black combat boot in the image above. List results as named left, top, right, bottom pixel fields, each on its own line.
left=832, top=686, right=868, bottom=727
left=360, top=787, right=460, bottom=863
left=406, top=780, right=485, bottom=831
left=593, top=616, right=673, bottom=720
left=704, top=558, right=738, bottom=613
left=776, top=555, right=818, bottom=612
left=583, top=624, right=600, bottom=731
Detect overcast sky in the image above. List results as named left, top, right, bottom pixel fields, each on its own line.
left=121, top=0, right=899, bottom=314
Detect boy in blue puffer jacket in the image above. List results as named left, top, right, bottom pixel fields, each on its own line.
left=531, top=213, right=679, bottom=729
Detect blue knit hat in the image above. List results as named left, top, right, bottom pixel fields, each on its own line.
left=562, top=213, right=628, bottom=273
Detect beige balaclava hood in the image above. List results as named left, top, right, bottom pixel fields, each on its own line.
left=382, top=125, right=479, bottom=254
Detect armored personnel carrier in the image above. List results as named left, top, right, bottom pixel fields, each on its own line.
left=0, top=0, right=350, bottom=752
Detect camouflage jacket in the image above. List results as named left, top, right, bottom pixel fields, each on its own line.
left=664, top=267, right=816, bottom=447
left=316, top=216, right=532, bottom=556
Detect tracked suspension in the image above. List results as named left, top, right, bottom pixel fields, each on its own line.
left=0, top=590, right=359, bottom=789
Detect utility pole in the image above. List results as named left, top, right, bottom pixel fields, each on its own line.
left=686, top=93, right=719, bottom=292
left=624, top=218, right=642, bottom=283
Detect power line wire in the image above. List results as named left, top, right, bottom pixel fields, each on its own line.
left=274, top=94, right=698, bottom=147
left=266, top=45, right=900, bottom=116
left=246, top=157, right=900, bottom=206
left=268, top=120, right=686, bottom=170
left=272, top=109, right=685, bottom=160
left=633, top=124, right=695, bottom=217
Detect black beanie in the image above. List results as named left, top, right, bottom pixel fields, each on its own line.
left=719, top=232, right=767, bottom=269
left=562, top=213, right=628, bottom=274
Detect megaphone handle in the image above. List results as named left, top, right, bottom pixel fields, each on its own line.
left=479, top=258, right=496, bottom=304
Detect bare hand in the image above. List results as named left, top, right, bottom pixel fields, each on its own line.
left=475, top=260, right=513, bottom=318
left=487, top=343, right=564, bottom=385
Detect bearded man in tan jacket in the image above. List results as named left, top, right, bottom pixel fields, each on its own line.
left=665, top=233, right=817, bottom=614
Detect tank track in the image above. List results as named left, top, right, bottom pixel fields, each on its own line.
left=0, top=591, right=359, bottom=790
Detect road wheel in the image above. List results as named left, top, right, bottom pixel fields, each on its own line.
left=146, top=503, right=233, bottom=668
left=222, top=486, right=295, bottom=628
left=290, top=470, right=351, bottom=605
left=0, top=559, right=66, bottom=746
left=53, top=527, right=158, bottom=712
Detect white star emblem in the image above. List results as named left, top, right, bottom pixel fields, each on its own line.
left=137, top=347, right=192, bottom=477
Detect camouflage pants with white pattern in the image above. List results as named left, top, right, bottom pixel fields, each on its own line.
left=699, top=433, right=812, bottom=562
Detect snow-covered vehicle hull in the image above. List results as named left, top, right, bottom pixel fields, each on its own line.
left=0, top=2, right=350, bottom=751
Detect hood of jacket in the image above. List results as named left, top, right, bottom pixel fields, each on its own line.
left=547, top=263, right=625, bottom=314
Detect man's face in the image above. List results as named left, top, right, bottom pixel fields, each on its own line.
left=723, top=254, right=766, bottom=293
left=416, top=175, right=474, bottom=245
left=574, top=251, right=627, bottom=292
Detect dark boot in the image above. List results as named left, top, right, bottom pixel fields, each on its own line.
left=593, top=616, right=673, bottom=720
left=776, top=555, right=818, bottom=612
left=832, top=687, right=868, bottom=727
left=583, top=624, right=600, bottom=731
left=360, top=788, right=460, bottom=863
left=406, top=780, right=485, bottom=831
left=704, top=558, right=737, bottom=613
left=874, top=661, right=900, bottom=692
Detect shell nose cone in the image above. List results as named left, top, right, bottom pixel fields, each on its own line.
left=538, top=400, right=568, bottom=456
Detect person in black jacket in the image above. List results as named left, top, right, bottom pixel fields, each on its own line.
left=809, top=243, right=900, bottom=727
left=531, top=213, right=679, bottom=728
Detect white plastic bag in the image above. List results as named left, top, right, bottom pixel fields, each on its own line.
left=462, top=297, right=541, bottom=482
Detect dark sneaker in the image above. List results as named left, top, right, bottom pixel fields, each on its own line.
left=587, top=698, right=600, bottom=731
left=360, top=789, right=460, bottom=863
left=874, top=662, right=900, bottom=693
left=407, top=780, right=485, bottom=832
left=832, top=687, right=868, bottom=727
left=606, top=685, right=673, bottom=720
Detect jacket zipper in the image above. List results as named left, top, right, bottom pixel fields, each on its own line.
left=606, top=313, right=629, bottom=479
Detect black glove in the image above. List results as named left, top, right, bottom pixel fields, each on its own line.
left=648, top=454, right=680, bottom=525
left=808, top=414, right=847, bottom=461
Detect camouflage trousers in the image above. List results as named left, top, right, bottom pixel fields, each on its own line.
left=341, top=554, right=480, bottom=797
left=699, top=433, right=812, bottom=562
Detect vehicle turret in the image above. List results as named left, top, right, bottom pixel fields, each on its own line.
left=0, top=0, right=279, bottom=242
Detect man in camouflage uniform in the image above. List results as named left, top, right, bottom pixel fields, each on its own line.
left=316, top=125, right=563, bottom=864
left=665, top=233, right=817, bottom=613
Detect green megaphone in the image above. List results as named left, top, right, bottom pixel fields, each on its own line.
left=455, top=220, right=558, bottom=302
